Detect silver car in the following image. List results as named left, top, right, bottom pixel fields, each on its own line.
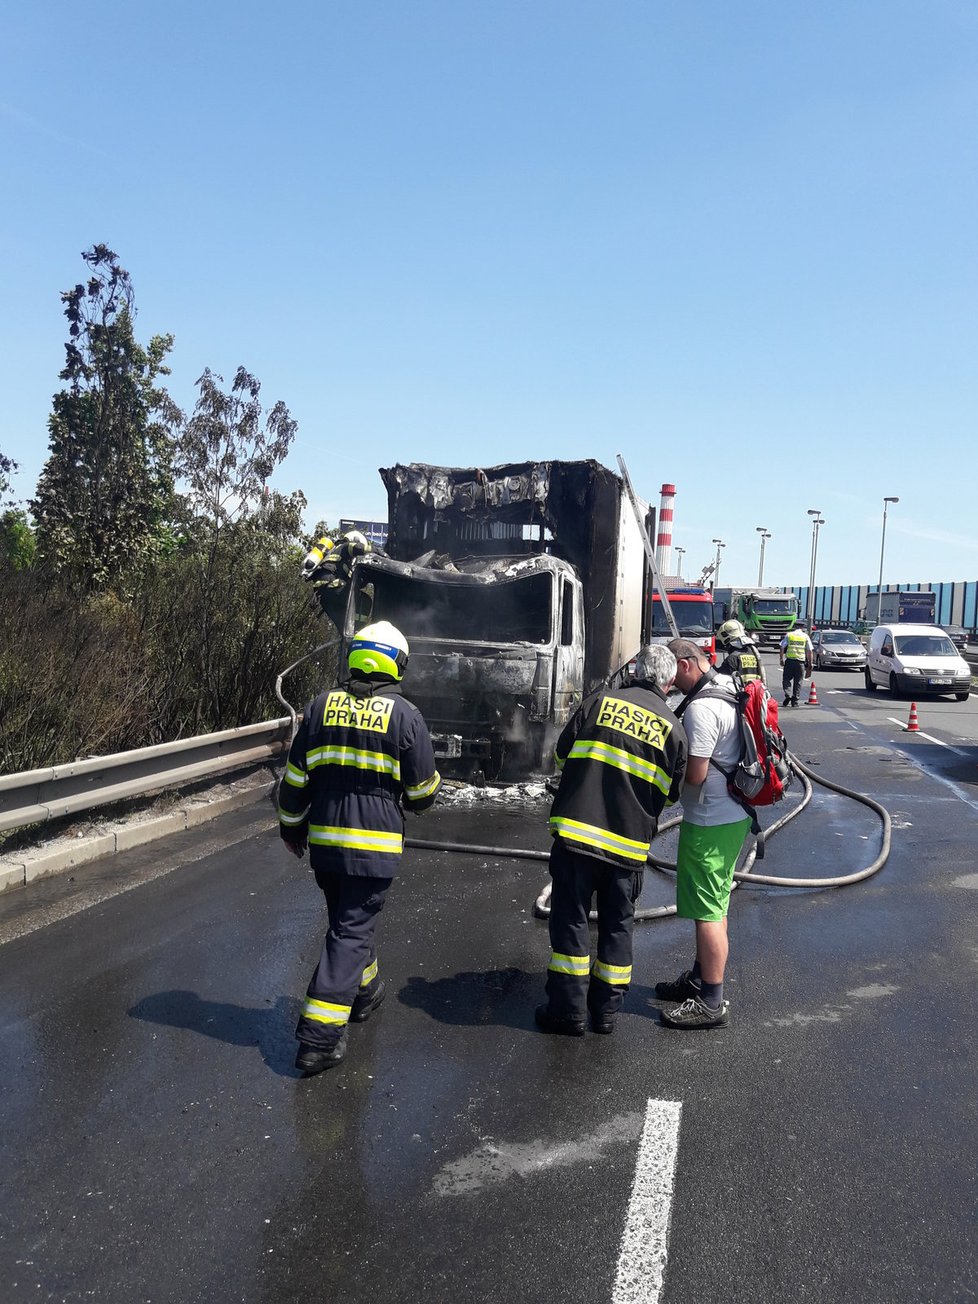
left=812, top=628, right=867, bottom=671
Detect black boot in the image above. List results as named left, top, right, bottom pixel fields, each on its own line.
left=535, top=1004, right=585, bottom=1036
left=296, top=1029, right=348, bottom=1074
left=350, top=980, right=386, bottom=1024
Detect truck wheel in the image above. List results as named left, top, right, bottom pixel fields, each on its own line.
left=864, top=669, right=877, bottom=692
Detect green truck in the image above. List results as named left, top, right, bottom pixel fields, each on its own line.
left=713, top=586, right=800, bottom=647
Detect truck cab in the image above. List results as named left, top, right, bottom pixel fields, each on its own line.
left=649, top=587, right=716, bottom=663
left=343, top=551, right=584, bottom=778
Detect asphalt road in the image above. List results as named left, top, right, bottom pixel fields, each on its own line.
left=2, top=655, right=978, bottom=1303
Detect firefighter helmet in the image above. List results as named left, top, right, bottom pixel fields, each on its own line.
left=340, top=529, right=369, bottom=550
left=348, top=621, right=409, bottom=682
left=717, top=618, right=747, bottom=646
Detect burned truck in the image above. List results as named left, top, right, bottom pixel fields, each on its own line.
left=338, top=460, right=653, bottom=777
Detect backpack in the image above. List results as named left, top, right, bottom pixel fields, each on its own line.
left=679, top=673, right=792, bottom=857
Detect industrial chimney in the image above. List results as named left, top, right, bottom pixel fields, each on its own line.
left=655, top=483, right=676, bottom=574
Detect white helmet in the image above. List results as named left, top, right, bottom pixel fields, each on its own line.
left=718, top=619, right=746, bottom=646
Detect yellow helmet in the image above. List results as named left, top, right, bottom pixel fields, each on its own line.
left=348, top=621, right=409, bottom=682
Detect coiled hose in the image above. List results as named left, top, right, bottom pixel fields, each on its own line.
left=405, top=750, right=891, bottom=922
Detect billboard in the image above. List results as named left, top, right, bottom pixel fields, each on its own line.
left=339, top=518, right=388, bottom=548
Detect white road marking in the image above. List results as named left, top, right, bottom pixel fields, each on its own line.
left=612, top=1097, right=682, bottom=1304
left=886, top=719, right=971, bottom=755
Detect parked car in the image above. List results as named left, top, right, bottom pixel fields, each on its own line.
left=812, top=628, right=867, bottom=671
left=942, top=624, right=969, bottom=652
left=865, top=623, right=971, bottom=700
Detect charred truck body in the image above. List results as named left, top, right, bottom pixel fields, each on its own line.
left=338, top=461, right=653, bottom=776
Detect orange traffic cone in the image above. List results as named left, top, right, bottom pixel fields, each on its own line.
left=906, top=702, right=920, bottom=732
left=807, top=680, right=819, bottom=706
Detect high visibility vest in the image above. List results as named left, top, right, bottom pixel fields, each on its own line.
left=784, top=631, right=809, bottom=661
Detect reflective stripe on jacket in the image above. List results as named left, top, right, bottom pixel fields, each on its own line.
left=783, top=631, right=810, bottom=661
left=548, top=681, right=688, bottom=870
left=278, top=681, right=440, bottom=876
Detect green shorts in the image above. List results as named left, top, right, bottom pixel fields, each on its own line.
left=676, top=818, right=752, bottom=921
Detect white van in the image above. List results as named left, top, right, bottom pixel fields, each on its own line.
left=865, top=623, right=971, bottom=701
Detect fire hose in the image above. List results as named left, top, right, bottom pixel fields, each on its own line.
left=406, top=750, right=892, bottom=922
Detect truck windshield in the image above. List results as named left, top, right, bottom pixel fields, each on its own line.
left=651, top=599, right=714, bottom=637
left=752, top=597, right=798, bottom=615
left=355, top=568, right=554, bottom=644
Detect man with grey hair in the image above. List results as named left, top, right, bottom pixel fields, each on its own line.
left=536, top=643, right=688, bottom=1036
left=655, top=638, right=753, bottom=1029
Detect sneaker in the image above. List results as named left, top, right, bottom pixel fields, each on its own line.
left=534, top=1004, right=586, bottom=1037
left=295, top=1030, right=348, bottom=1074
left=654, top=969, right=700, bottom=1002
left=350, top=980, right=386, bottom=1023
left=660, top=996, right=729, bottom=1030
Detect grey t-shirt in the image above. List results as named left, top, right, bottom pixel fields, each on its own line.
left=679, top=675, right=746, bottom=827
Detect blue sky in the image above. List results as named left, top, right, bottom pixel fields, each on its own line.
left=2, top=1, right=976, bottom=589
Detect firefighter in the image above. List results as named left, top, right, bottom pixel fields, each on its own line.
left=536, top=643, right=688, bottom=1036
left=301, top=530, right=386, bottom=626
left=278, top=620, right=441, bottom=1074
left=716, top=619, right=766, bottom=685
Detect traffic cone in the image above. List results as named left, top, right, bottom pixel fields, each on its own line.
left=807, top=680, right=819, bottom=706
left=906, top=702, right=920, bottom=732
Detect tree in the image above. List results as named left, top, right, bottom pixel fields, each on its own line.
left=0, top=511, right=36, bottom=570
left=175, top=365, right=298, bottom=534
left=0, top=449, right=16, bottom=505
left=31, top=244, right=182, bottom=593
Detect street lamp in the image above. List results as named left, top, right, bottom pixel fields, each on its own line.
left=675, top=545, right=685, bottom=580
left=877, top=496, right=899, bottom=603
left=756, top=527, right=771, bottom=587
left=712, top=538, right=726, bottom=591
left=807, top=510, right=825, bottom=630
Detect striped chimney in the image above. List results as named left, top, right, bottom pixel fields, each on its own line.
left=655, top=483, right=676, bottom=574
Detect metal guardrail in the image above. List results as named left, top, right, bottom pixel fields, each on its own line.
left=0, top=718, right=291, bottom=835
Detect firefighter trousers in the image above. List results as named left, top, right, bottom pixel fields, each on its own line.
left=545, top=839, right=643, bottom=1023
left=295, top=871, right=393, bottom=1048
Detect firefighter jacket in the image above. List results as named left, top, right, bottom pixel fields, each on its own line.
left=718, top=641, right=764, bottom=683
left=278, top=676, right=441, bottom=877
left=549, top=680, right=687, bottom=870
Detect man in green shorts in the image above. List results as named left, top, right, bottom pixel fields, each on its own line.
left=655, top=638, right=752, bottom=1029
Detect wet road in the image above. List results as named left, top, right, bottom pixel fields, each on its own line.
left=2, top=659, right=978, bottom=1303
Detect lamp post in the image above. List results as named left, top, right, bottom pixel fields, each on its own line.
left=807, top=510, right=824, bottom=630
left=712, top=538, right=726, bottom=591
left=877, top=496, right=899, bottom=605
left=675, top=546, right=685, bottom=580
left=756, top=527, right=771, bottom=586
